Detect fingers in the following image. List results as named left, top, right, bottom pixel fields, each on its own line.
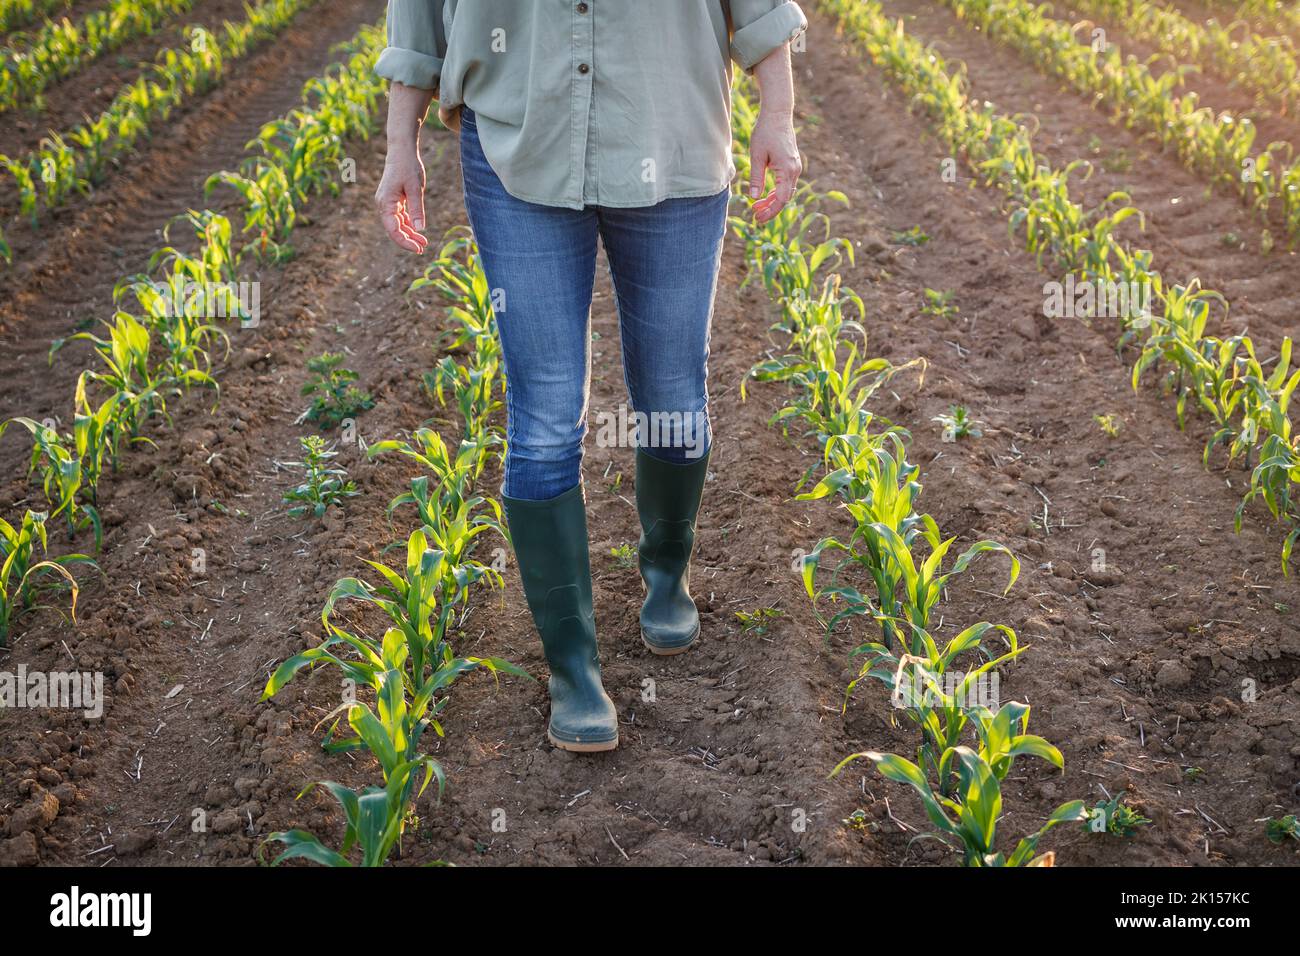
left=748, top=147, right=767, bottom=201
left=752, top=192, right=781, bottom=225
left=406, top=173, right=426, bottom=233
left=774, top=155, right=800, bottom=206
left=751, top=154, right=802, bottom=224
left=379, top=195, right=426, bottom=254
left=396, top=207, right=428, bottom=253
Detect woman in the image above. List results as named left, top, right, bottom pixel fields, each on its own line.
left=375, top=0, right=806, bottom=753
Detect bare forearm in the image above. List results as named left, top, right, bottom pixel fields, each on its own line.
left=386, top=81, right=436, bottom=147
left=752, top=43, right=794, bottom=118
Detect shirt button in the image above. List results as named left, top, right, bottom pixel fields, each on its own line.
left=578, top=62, right=590, bottom=74
left=577, top=2, right=588, bottom=11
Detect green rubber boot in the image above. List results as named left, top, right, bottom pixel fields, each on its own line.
left=636, top=447, right=709, bottom=655
left=504, top=484, right=618, bottom=752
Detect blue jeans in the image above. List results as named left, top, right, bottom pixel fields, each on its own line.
left=458, top=107, right=729, bottom=501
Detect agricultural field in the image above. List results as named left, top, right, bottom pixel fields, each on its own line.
left=0, top=0, right=1297, bottom=882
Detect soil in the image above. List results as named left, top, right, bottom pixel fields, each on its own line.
left=0, top=0, right=1296, bottom=867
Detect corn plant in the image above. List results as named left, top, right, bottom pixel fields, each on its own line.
left=747, top=278, right=921, bottom=449
left=0, top=510, right=93, bottom=646
left=51, top=314, right=177, bottom=453
left=410, top=233, right=506, bottom=438
left=933, top=405, right=982, bottom=442
left=801, top=493, right=1019, bottom=659
left=1131, top=283, right=1231, bottom=430
left=852, top=621, right=1027, bottom=786
left=264, top=628, right=450, bottom=860
left=262, top=779, right=411, bottom=867
left=263, top=547, right=524, bottom=853
left=368, top=427, right=499, bottom=512
left=204, top=167, right=296, bottom=262
left=0, top=417, right=99, bottom=545
left=282, top=435, right=358, bottom=519
left=833, top=746, right=1087, bottom=866
left=304, top=529, right=521, bottom=700
left=71, top=377, right=121, bottom=503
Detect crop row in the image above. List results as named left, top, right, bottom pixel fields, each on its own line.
left=821, top=0, right=1300, bottom=565
left=936, top=0, right=1300, bottom=244
left=0, top=0, right=194, bottom=112
left=260, top=231, right=524, bottom=866
left=0, top=19, right=387, bottom=646
left=1235, top=0, right=1300, bottom=38
left=731, top=78, right=1090, bottom=865
left=1068, top=0, right=1300, bottom=112
left=0, top=0, right=71, bottom=35
left=0, top=0, right=324, bottom=262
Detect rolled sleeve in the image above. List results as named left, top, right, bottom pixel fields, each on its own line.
left=729, top=0, right=807, bottom=71
left=375, top=0, right=446, bottom=90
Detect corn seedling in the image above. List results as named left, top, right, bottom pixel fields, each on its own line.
left=920, top=288, right=957, bottom=319
left=0, top=417, right=101, bottom=546
left=309, top=529, right=520, bottom=697
left=853, top=620, right=1027, bottom=788
left=410, top=233, right=505, bottom=439
left=0, top=510, right=93, bottom=646
left=262, top=776, right=420, bottom=868
left=366, top=429, right=506, bottom=587
left=933, top=405, right=982, bottom=442
left=833, top=746, right=1087, bottom=866
left=51, top=314, right=175, bottom=451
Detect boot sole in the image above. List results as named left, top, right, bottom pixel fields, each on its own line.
left=641, top=626, right=699, bottom=656
left=548, top=731, right=619, bottom=752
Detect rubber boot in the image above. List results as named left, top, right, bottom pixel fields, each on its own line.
left=636, top=447, right=709, bottom=655
left=504, top=484, right=618, bottom=752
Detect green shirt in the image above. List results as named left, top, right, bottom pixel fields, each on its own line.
left=376, top=0, right=807, bottom=209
